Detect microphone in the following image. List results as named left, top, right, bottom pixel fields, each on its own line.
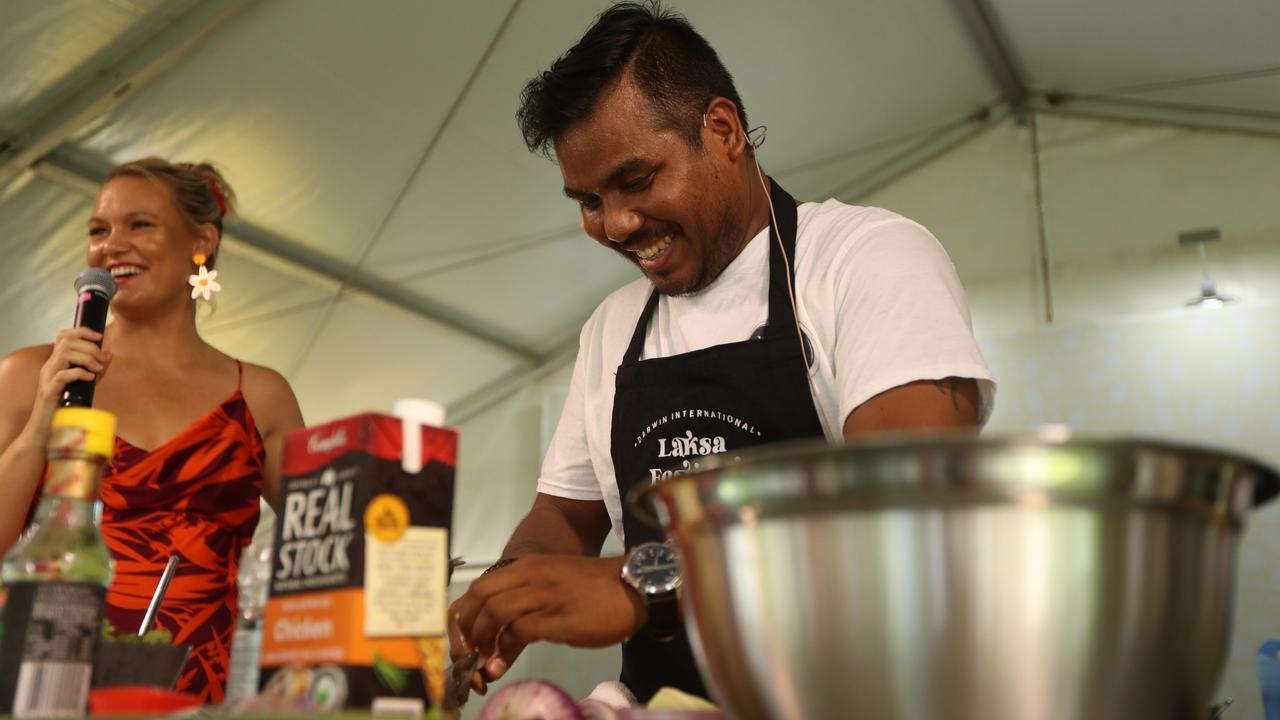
left=59, top=269, right=117, bottom=408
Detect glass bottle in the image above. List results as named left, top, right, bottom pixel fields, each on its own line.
left=0, top=407, right=115, bottom=716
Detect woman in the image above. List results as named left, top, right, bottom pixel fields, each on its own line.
left=0, top=158, right=305, bottom=703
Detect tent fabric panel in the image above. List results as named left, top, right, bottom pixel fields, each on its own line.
left=393, top=234, right=640, bottom=355
left=73, top=0, right=517, bottom=264
left=773, top=120, right=973, bottom=202
left=355, top=0, right=618, bottom=275
left=858, top=119, right=1043, bottom=333
left=0, top=177, right=99, bottom=352
left=200, top=302, right=336, bottom=396
left=676, top=0, right=1001, bottom=165
left=860, top=120, right=1040, bottom=284
left=0, top=0, right=165, bottom=130
left=360, top=0, right=999, bottom=275
left=988, top=0, right=1280, bottom=107
left=286, top=295, right=525, bottom=426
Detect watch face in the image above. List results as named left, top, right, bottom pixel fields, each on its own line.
left=626, top=543, right=681, bottom=594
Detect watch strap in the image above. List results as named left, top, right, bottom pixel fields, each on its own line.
left=645, top=588, right=679, bottom=642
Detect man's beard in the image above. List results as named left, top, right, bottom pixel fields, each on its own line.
left=656, top=198, right=745, bottom=297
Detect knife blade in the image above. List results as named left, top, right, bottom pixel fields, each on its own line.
left=443, top=650, right=481, bottom=709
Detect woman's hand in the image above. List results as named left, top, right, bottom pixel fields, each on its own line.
left=0, top=333, right=109, bottom=553
left=28, top=328, right=111, bottom=433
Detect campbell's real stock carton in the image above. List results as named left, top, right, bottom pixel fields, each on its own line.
left=259, top=412, right=455, bottom=713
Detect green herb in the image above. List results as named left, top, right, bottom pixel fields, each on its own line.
left=372, top=650, right=409, bottom=694
left=101, top=618, right=173, bottom=644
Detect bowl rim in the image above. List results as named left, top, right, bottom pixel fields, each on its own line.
left=627, top=430, right=1280, bottom=527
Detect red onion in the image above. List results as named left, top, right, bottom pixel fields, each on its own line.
left=577, top=698, right=622, bottom=720
left=477, top=679, right=585, bottom=720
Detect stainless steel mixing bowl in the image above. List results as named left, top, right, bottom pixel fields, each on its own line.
left=634, top=434, right=1280, bottom=720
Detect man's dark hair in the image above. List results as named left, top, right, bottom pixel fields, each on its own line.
left=517, top=1, right=748, bottom=158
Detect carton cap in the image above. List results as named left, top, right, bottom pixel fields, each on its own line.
left=392, top=399, right=444, bottom=474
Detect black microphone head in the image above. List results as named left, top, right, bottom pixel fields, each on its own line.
left=74, top=268, right=117, bottom=301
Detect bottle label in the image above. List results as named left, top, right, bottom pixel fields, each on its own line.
left=225, top=623, right=263, bottom=702
left=42, top=457, right=100, bottom=501
left=0, top=581, right=104, bottom=716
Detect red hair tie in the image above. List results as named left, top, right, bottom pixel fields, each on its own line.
left=205, top=178, right=227, bottom=218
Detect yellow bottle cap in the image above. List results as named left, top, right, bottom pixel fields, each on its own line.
left=50, top=407, right=117, bottom=458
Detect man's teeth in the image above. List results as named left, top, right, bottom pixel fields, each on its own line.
left=110, top=266, right=144, bottom=278
left=634, top=236, right=672, bottom=260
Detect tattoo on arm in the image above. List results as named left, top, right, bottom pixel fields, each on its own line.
left=482, top=558, right=519, bottom=575
left=932, top=378, right=962, bottom=412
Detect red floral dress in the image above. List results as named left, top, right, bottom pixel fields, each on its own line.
left=99, top=362, right=264, bottom=703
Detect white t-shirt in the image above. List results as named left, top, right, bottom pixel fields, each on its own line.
left=538, top=199, right=997, bottom=542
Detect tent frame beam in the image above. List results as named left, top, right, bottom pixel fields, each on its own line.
left=1033, top=94, right=1280, bottom=139
left=0, top=0, right=255, bottom=190
left=827, top=105, right=1007, bottom=202
left=949, top=0, right=1028, bottom=109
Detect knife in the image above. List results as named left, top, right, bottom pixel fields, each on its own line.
left=443, top=649, right=482, bottom=709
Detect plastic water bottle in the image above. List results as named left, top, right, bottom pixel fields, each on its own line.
left=224, top=543, right=271, bottom=703
left=1260, top=640, right=1280, bottom=720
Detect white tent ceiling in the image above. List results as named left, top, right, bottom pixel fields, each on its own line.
left=3, top=0, right=1277, bottom=425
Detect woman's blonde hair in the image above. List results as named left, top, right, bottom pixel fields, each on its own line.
left=106, top=158, right=236, bottom=268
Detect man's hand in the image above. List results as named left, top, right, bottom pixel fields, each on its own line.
left=448, top=555, right=645, bottom=694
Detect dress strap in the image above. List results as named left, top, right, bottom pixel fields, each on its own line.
left=235, top=360, right=244, bottom=392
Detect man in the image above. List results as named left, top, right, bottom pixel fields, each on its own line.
left=448, top=1, right=995, bottom=702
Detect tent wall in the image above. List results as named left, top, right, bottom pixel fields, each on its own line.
left=975, top=305, right=1280, bottom=714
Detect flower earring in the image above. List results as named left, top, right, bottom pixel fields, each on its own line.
left=188, top=252, right=221, bottom=301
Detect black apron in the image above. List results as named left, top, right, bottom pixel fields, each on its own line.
left=609, top=178, right=827, bottom=702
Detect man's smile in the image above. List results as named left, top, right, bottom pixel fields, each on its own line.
left=633, top=235, right=672, bottom=261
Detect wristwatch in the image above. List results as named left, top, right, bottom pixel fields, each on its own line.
left=620, top=541, right=682, bottom=641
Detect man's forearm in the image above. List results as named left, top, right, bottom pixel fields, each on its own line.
left=501, top=493, right=611, bottom=559
left=843, top=377, right=980, bottom=439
